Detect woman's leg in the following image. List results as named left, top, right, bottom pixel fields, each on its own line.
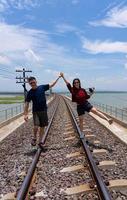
left=90, top=107, right=113, bottom=124
left=79, top=114, right=84, bottom=132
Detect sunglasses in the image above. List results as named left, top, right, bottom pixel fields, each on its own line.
left=29, top=81, right=36, bottom=85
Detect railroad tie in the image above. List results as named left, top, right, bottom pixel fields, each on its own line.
left=60, top=164, right=87, bottom=172
left=108, top=179, right=127, bottom=190
left=63, top=184, right=93, bottom=195
left=66, top=151, right=82, bottom=158
left=98, top=161, right=116, bottom=169
left=92, top=149, right=108, bottom=156
left=64, top=136, right=76, bottom=141
left=63, top=131, right=74, bottom=135
left=94, top=140, right=101, bottom=144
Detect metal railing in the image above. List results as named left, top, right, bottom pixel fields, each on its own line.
left=0, top=103, right=24, bottom=123
left=91, top=101, right=127, bottom=123
left=0, top=94, right=54, bottom=124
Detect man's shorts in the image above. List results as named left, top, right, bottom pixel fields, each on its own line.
left=77, top=101, right=93, bottom=116
left=33, top=111, right=48, bottom=127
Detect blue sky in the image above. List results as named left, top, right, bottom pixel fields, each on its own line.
left=0, top=0, right=127, bottom=91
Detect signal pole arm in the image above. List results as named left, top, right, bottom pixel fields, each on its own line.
left=24, top=102, right=29, bottom=122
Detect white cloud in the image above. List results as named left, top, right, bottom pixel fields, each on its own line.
left=71, top=0, right=80, bottom=5
left=45, top=69, right=60, bottom=76
left=95, top=76, right=127, bottom=86
left=0, top=22, right=43, bottom=52
left=24, top=49, right=42, bottom=63
left=125, top=63, right=127, bottom=69
left=82, top=38, right=127, bottom=54
left=125, top=55, right=127, bottom=69
left=0, top=55, right=11, bottom=65
left=89, top=5, right=127, bottom=28
left=0, top=21, right=126, bottom=91
left=0, top=0, right=39, bottom=13
left=55, top=23, right=78, bottom=34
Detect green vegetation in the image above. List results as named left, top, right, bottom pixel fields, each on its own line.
left=0, top=96, right=24, bottom=104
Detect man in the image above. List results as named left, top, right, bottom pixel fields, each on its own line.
left=24, top=76, right=60, bottom=151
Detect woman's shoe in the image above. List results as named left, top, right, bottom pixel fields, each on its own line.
left=108, top=118, right=113, bottom=125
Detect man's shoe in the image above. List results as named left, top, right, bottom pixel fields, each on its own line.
left=31, top=138, right=36, bottom=146
left=38, top=143, right=48, bottom=152
left=80, top=132, right=85, bottom=139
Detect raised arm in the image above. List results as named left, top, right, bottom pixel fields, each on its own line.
left=60, top=72, right=72, bottom=93
left=24, top=102, right=29, bottom=122
left=60, top=72, right=69, bottom=85
left=49, top=76, right=61, bottom=88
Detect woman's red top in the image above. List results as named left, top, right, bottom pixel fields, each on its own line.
left=67, top=83, right=90, bottom=105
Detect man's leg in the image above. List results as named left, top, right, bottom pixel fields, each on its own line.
left=37, top=111, right=48, bottom=151
left=39, top=127, right=45, bottom=144
left=32, top=112, right=39, bottom=146
left=33, top=126, right=38, bottom=138
left=31, top=126, right=38, bottom=146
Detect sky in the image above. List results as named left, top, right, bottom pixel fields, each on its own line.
left=0, top=0, right=127, bottom=92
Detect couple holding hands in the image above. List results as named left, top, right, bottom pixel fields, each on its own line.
left=24, top=72, right=113, bottom=150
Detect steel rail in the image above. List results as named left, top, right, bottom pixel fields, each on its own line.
left=17, top=98, right=59, bottom=200
left=64, top=97, right=111, bottom=200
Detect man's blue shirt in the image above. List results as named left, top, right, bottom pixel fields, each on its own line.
left=26, top=84, right=49, bottom=112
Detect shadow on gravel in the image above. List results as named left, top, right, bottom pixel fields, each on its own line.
left=24, top=148, right=38, bottom=156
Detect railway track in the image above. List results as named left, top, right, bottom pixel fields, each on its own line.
left=1, top=95, right=127, bottom=199
left=0, top=96, right=57, bottom=198
left=16, top=95, right=125, bottom=200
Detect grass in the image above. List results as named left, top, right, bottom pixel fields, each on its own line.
left=0, top=96, right=24, bottom=101
left=0, top=101, right=24, bottom=104
left=0, top=96, right=24, bottom=104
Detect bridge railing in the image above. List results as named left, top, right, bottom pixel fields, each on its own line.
left=0, top=103, right=25, bottom=123
left=91, top=101, right=127, bottom=123
left=0, top=94, right=54, bottom=125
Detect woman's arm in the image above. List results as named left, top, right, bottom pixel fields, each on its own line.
left=60, top=72, right=69, bottom=85
left=60, top=72, right=72, bottom=93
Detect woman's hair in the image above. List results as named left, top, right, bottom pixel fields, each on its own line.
left=72, top=78, right=81, bottom=88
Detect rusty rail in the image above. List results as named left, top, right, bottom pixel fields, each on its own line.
left=17, top=98, right=59, bottom=200
left=64, top=97, right=111, bottom=200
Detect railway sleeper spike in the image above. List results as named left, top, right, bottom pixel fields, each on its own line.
left=89, top=181, right=96, bottom=189
left=104, top=180, right=110, bottom=186
left=95, top=160, right=99, bottom=165
left=83, top=162, right=88, bottom=167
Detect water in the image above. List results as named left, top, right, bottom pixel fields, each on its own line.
left=0, top=94, right=16, bottom=97
left=64, top=92, right=127, bottom=109
left=90, top=92, right=127, bottom=109
left=63, top=91, right=127, bottom=123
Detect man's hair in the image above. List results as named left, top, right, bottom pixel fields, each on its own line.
left=28, top=76, right=36, bottom=82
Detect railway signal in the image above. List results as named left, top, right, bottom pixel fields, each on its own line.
left=16, top=68, right=32, bottom=101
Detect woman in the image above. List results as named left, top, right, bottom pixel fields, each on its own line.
left=60, top=72, right=113, bottom=132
